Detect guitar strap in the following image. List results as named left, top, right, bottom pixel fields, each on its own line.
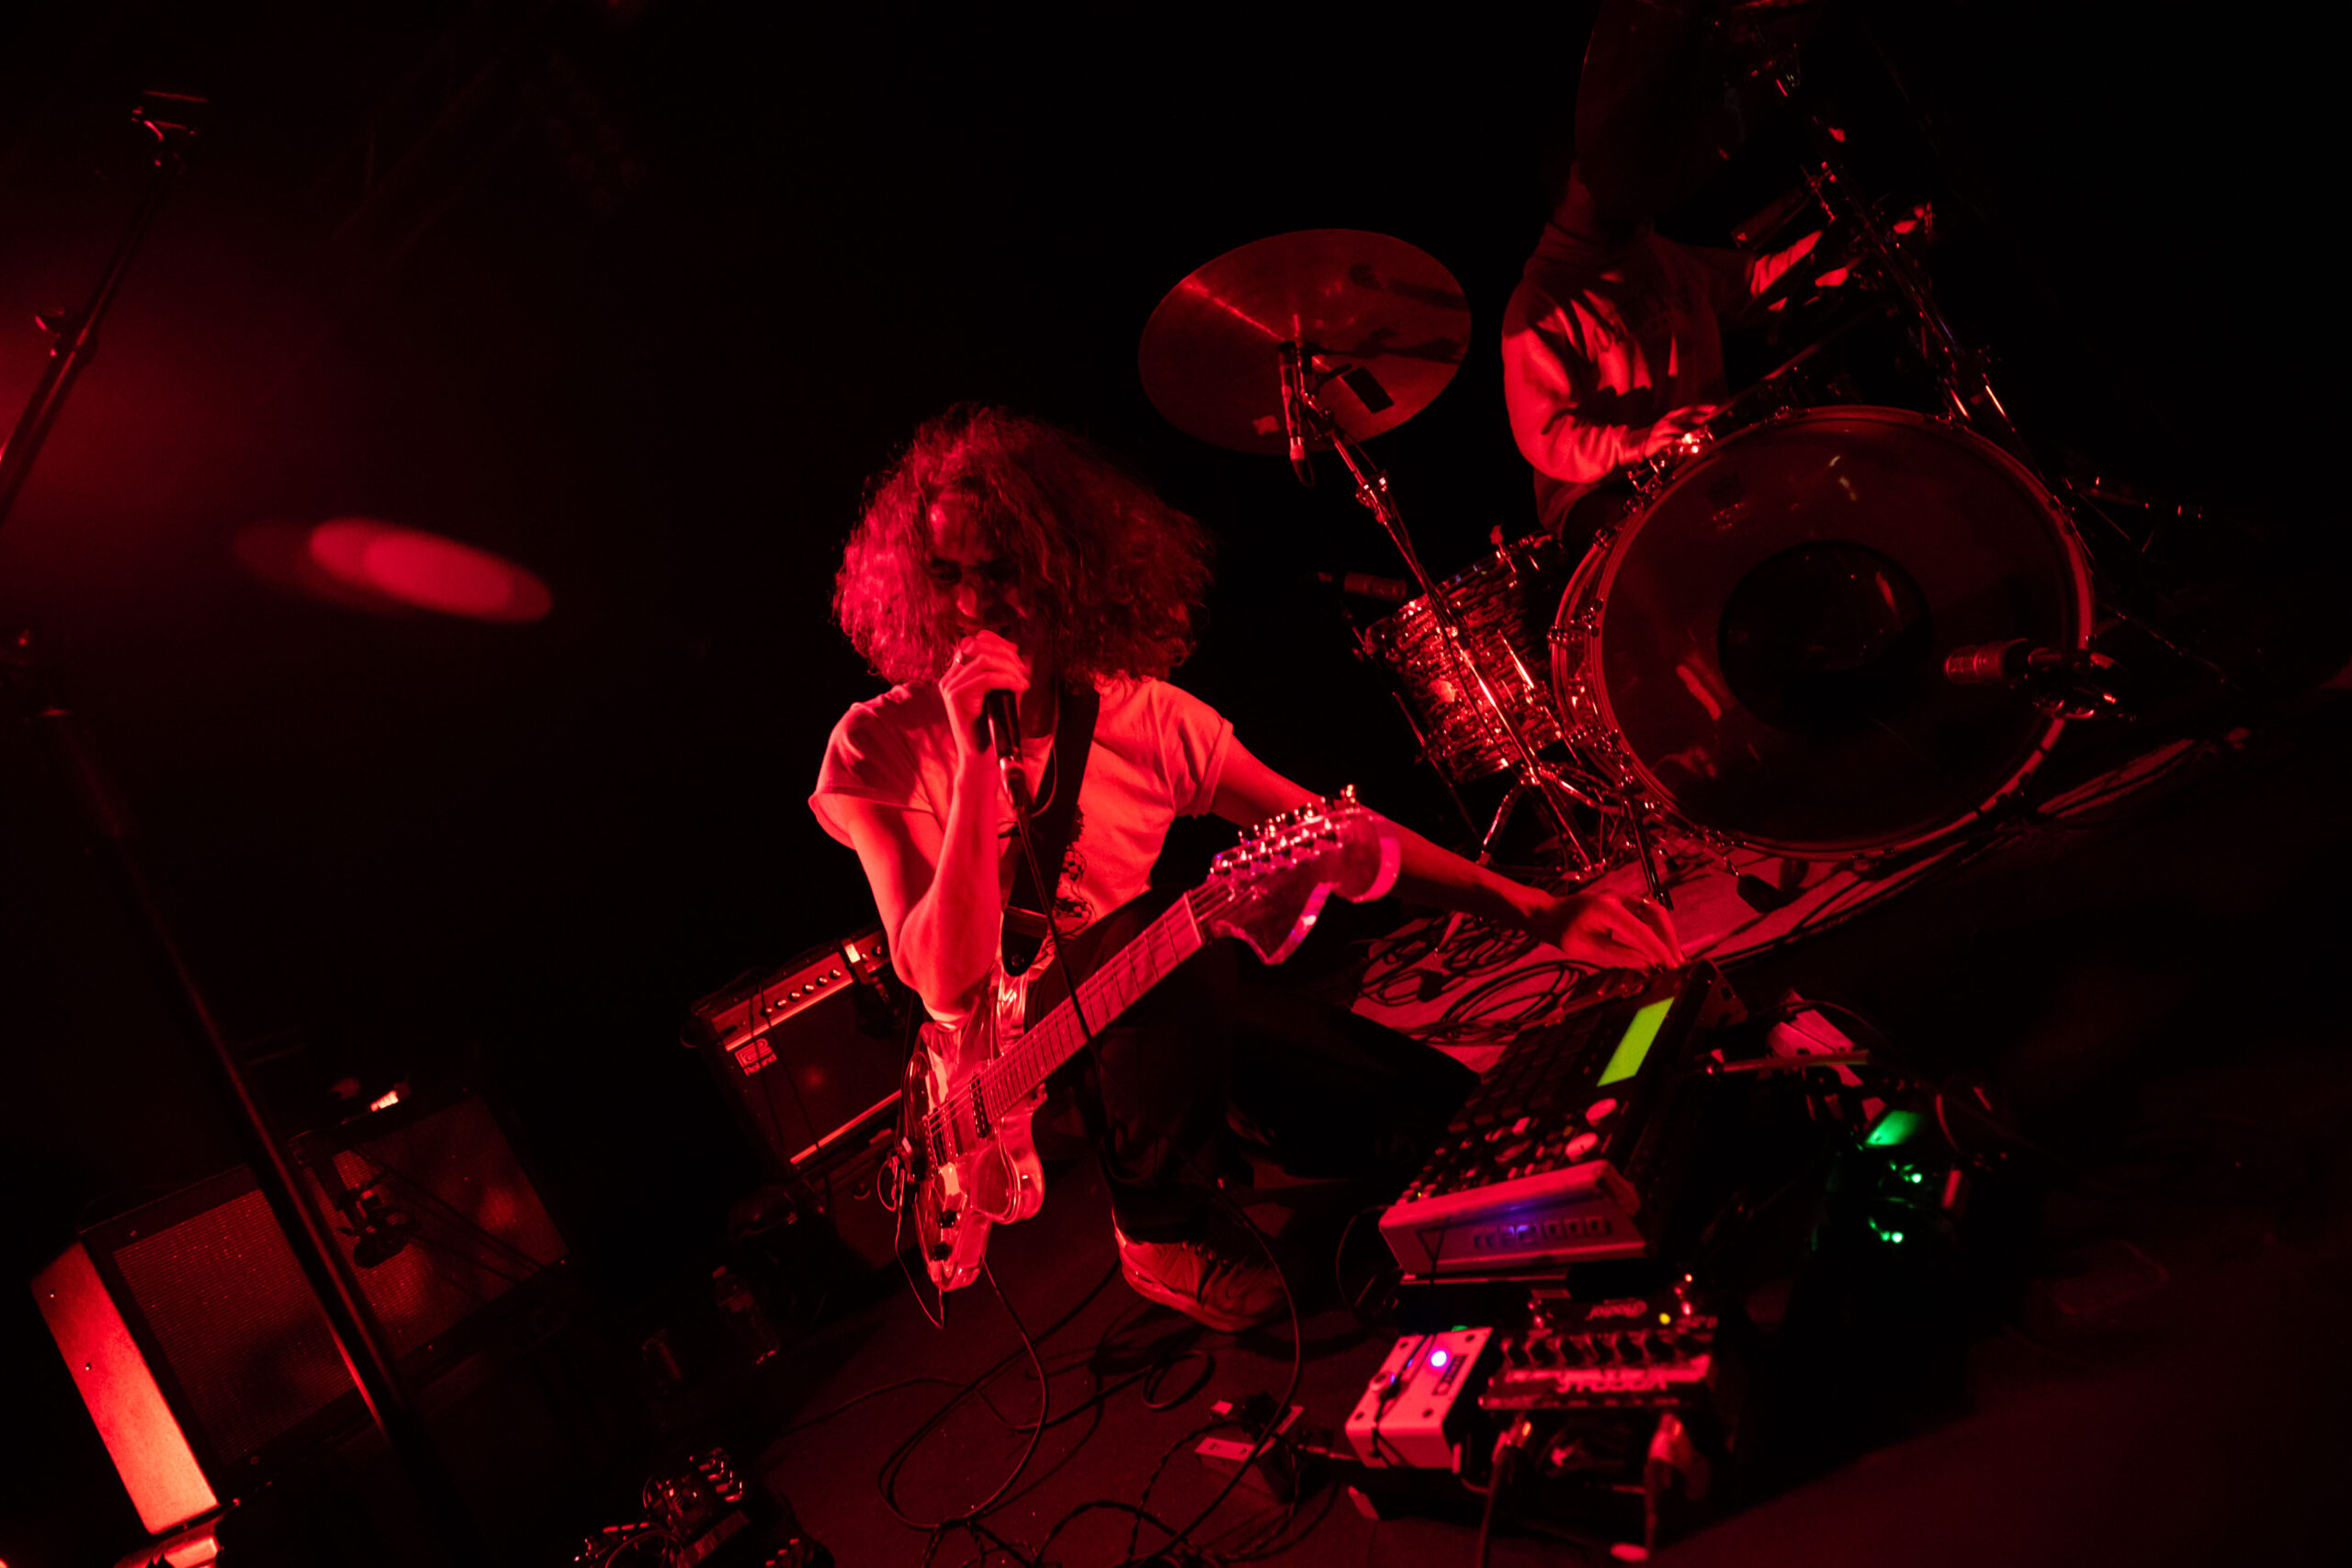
left=1000, top=682, right=1100, bottom=975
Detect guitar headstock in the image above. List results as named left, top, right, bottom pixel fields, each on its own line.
left=1199, top=786, right=1400, bottom=965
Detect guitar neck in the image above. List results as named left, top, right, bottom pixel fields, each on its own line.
left=980, top=888, right=1214, bottom=1116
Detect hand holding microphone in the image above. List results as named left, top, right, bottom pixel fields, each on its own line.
left=940, top=630, right=1029, bottom=767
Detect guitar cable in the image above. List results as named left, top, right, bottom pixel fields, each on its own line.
left=996, top=728, right=1307, bottom=1567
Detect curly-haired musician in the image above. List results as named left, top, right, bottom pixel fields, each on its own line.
left=811, top=406, right=1680, bottom=1330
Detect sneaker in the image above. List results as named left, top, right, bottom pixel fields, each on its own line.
left=1114, top=1220, right=1287, bottom=1332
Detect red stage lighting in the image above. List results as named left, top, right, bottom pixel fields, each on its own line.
left=306, top=519, right=553, bottom=623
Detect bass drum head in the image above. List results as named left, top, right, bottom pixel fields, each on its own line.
left=1561, top=407, right=2090, bottom=857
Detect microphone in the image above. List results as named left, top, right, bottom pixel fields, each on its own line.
left=983, top=689, right=1020, bottom=757
left=1279, top=342, right=1316, bottom=488
left=983, top=687, right=1038, bottom=817
left=1945, top=638, right=2126, bottom=716
left=1943, top=639, right=2078, bottom=687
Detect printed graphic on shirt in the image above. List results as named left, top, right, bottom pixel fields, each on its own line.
left=1055, top=807, right=1092, bottom=930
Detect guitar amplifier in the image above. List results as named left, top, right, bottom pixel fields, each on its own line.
left=685, top=928, right=911, bottom=1251
left=1380, top=965, right=1742, bottom=1279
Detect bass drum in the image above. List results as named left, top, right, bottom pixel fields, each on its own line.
left=1550, top=407, right=2093, bottom=859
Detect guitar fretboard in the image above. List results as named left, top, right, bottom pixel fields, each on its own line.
left=983, top=886, right=1208, bottom=1126
left=922, top=877, right=1254, bottom=1151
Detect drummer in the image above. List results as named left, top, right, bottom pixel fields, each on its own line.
left=1502, top=159, right=1824, bottom=541
left=1504, top=1, right=1827, bottom=540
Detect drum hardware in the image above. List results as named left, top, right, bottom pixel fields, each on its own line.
left=1141, top=231, right=1656, bottom=893
left=1293, top=368, right=1626, bottom=886
left=1943, top=639, right=2129, bottom=723
left=1136, top=228, right=1471, bottom=457
left=1356, top=533, right=1676, bottom=881
left=1626, top=428, right=1715, bottom=503
left=1379, top=686, right=1482, bottom=840
left=1762, top=69, right=2037, bottom=471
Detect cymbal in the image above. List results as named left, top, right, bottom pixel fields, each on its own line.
left=1139, top=230, right=1469, bottom=454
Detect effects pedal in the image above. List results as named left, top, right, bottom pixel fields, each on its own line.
left=1479, top=1281, right=1731, bottom=1416
left=1344, top=1327, right=1495, bottom=1471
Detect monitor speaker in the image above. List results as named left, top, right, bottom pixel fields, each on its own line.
left=31, top=1094, right=563, bottom=1535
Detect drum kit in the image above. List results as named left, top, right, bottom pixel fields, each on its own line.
left=1136, top=82, right=2102, bottom=908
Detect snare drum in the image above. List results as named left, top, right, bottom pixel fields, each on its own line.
left=1549, top=406, right=2093, bottom=858
left=1363, top=534, right=1569, bottom=784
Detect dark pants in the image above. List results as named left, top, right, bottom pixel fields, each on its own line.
left=1032, top=896, right=1476, bottom=1243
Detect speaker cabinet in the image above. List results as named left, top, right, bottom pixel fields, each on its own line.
left=31, top=1094, right=563, bottom=1535
left=688, top=927, right=915, bottom=1279
left=686, top=927, right=910, bottom=1170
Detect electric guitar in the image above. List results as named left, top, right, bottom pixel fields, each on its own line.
left=905, top=787, right=1399, bottom=1291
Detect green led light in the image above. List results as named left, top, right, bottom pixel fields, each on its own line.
left=1866, top=1109, right=1924, bottom=1147
left=1905, top=1169, right=1925, bottom=1185
left=1598, top=998, right=1674, bottom=1088
left=1888, top=1231, right=1905, bottom=1244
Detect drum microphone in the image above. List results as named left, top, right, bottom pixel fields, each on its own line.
left=1944, top=638, right=2126, bottom=716
left=1943, top=639, right=2083, bottom=687
left=1279, top=341, right=1316, bottom=488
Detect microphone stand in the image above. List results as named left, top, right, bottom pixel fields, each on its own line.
left=0, top=97, right=479, bottom=1564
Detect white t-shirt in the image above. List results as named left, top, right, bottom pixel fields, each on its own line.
left=810, top=676, right=1234, bottom=943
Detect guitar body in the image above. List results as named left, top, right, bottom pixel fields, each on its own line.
left=910, top=965, right=1049, bottom=1292
left=900, top=790, right=1400, bottom=1294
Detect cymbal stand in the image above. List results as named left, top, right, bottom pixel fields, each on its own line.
left=1776, top=77, right=2035, bottom=465
left=1289, top=355, right=1669, bottom=899
left=1775, top=69, right=2176, bottom=708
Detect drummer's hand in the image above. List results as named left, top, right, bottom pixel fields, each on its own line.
left=1521, top=887, right=1684, bottom=971
left=1643, top=403, right=1720, bottom=460
left=939, top=629, right=1030, bottom=766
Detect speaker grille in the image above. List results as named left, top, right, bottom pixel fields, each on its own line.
left=301, top=1097, right=567, bottom=1358
left=110, top=1185, right=352, bottom=1470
